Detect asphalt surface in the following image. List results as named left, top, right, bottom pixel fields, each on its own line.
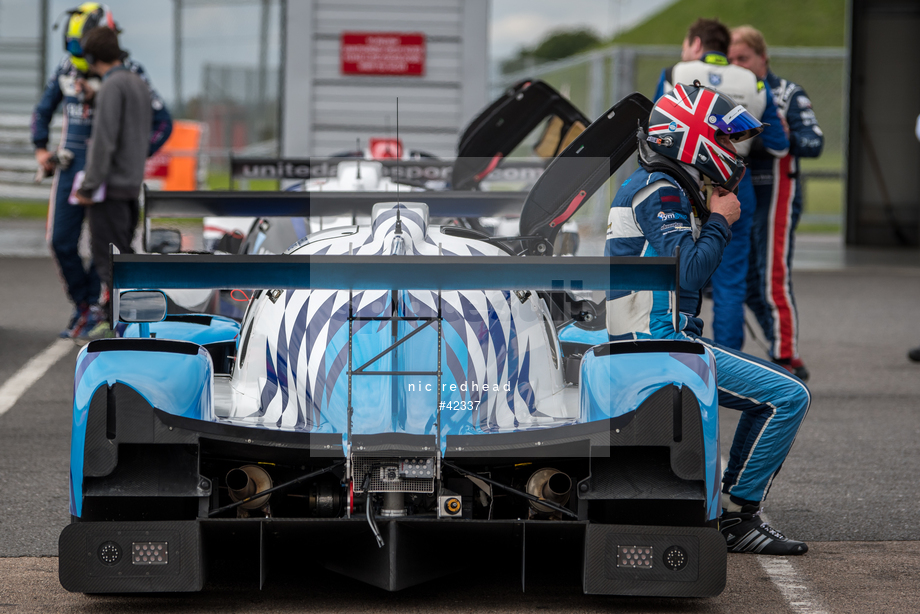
left=1, top=226, right=919, bottom=613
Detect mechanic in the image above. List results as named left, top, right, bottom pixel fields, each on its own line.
left=74, top=26, right=153, bottom=339
left=654, top=18, right=789, bottom=352
left=605, top=82, right=810, bottom=554
left=730, top=26, right=824, bottom=381
left=31, top=2, right=172, bottom=339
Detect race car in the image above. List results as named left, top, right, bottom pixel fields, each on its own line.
left=196, top=79, right=588, bottom=256
left=60, top=92, right=727, bottom=597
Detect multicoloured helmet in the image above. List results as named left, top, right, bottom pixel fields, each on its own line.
left=647, top=81, right=762, bottom=191
left=63, top=2, right=117, bottom=73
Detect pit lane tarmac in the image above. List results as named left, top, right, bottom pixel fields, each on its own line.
left=1, top=240, right=920, bottom=613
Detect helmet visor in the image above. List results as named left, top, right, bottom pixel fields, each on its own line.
left=66, top=38, right=84, bottom=57
left=711, top=105, right=763, bottom=142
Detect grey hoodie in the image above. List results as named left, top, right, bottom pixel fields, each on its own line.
left=79, top=65, right=153, bottom=200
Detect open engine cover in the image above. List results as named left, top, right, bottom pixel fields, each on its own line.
left=452, top=79, right=590, bottom=190
left=518, top=93, right=653, bottom=251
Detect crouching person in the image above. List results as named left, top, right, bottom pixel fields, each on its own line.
left=605, top=82, right=811, bottom=554
left=74, top=26, right=152, bottom=337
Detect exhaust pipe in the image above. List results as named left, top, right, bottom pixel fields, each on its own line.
left=225, top=465, right=273, bottom=510
left=525, top=468, right=572, bottom=514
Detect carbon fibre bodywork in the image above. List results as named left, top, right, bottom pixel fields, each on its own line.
left=63, top=328, right=725, bottom=595
left=63, top=348, right=724, bottom=595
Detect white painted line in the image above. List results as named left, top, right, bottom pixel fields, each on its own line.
left=0, top=339, right=73, bottom=417
left=758, top=557, right=827, bottom=614
left=720, top=455, right=827, bottom=613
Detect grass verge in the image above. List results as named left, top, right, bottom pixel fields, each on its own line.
left=0, top=201, right=48, bottom=219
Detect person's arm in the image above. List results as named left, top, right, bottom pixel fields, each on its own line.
left=633, top=180, right=733, bottom=291
left=78, top=80, right=124, bottom=197
left=32, top=67, right=65, bottom=168
left=758, top=86, right=789, bottom=157
left=785, top=86, right=824, bottom=159
left=148, top=103, right=173, bottom=156
left=130, top=60, right=173, bottom=156
left=654, top=68, right=669, bottom=102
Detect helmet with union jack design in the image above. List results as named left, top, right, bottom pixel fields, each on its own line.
left=647, top=81, right=763, bottom=191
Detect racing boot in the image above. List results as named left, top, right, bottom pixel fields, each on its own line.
left=720, top=504, right=808, bottom=555
left=73, top=304, right=113, bottom=344
left=772, top=357, right=810, bottom=382
left=61, top=304, right=88, bottom=338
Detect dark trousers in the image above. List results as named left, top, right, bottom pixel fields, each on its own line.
left=48, top=150, right=101, bottom=307
left=87, top=197, right=139, bottom=301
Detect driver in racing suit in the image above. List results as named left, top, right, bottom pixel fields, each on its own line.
left=730, top=26, right=824, bottom=381
left=32, top=2, right=172, bottom=338
left=654, top=18, right=789, bottom=352
left=605, top=82, right=810, bottom=554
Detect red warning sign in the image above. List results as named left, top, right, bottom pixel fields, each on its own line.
left=341, top=32, right=426, bottom=76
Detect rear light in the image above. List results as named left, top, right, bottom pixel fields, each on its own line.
left=617, top=545, right=653, bottom=568
left=132, top=541, right=169, bottom=565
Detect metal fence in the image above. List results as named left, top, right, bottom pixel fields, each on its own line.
left=0, top=2, right=49, bottom=200
left=498, top=45, right=848, bottom=233
left=200, top=63, right=279, bottom=153
left=176, top=0, right=282, bottom=183
left=0, top=38, right=44, bottom=115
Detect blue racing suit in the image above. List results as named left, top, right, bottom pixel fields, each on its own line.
left=31, top=55, right=172, bottom=308
left=606, top=164, right=810, bottom=505
left=745, top=72, right=824, bottom=363
left=655, top=54, right=789, bottom=350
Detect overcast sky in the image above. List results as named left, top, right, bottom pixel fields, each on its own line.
left=0, top=0, right=674, bottom=105
left=491, top=0, right=675, bottom=58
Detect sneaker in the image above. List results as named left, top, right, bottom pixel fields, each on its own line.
left=909, top=346, right=920, bottom=362
left=720, top=505, right=808, bottom=555
left=60, top=305, right=87, bottom=338
left=72, top=304, right=111, bottom=343
left=773, top=357, right=810, bottom=382
left=83, top=320, right=115, bottom=341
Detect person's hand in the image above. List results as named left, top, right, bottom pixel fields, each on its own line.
left=35, top=148, right=55, bottom=173
left=710, top=187, right=741, bottom=226
left=74, top=192, right=94, bottom=206
left=75, top=78, right=96, bottom=103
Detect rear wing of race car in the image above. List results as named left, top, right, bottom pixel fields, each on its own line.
left=142, top=186, right=529, bottom=219
left=141, top=186, right=530, bottom=251
left=112, top=251, right=683, bottom=332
